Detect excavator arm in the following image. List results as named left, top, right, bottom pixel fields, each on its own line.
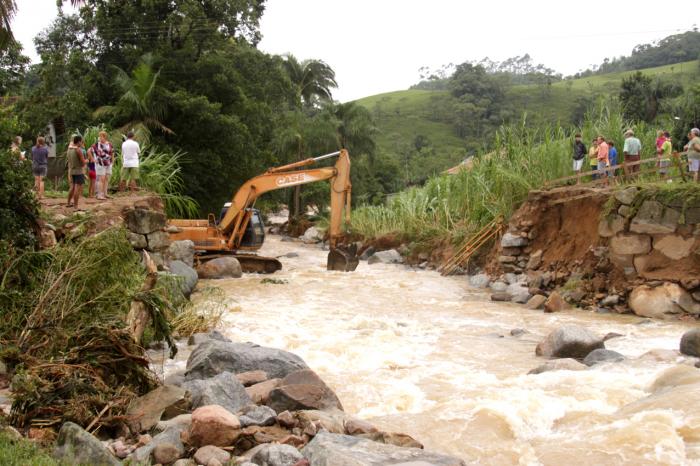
left=168, top=149, right=357, bottom=272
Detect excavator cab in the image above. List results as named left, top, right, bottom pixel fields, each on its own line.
left=218, top=203, right=266, bottom=250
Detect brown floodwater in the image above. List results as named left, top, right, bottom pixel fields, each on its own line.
left=162, top=236, right=700, bottom=465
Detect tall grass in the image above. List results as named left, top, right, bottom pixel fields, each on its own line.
left=351, top=104, right=658, bottom=245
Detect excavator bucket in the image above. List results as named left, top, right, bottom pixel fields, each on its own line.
left=327, top=243, right=359, bottom=272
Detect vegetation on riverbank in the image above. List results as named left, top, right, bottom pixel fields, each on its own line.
left=350, top=105, right=659, bottom=246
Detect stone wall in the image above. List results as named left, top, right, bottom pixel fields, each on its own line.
left=490, top=186, right=700, bottom=320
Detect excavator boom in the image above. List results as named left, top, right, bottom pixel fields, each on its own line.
left=168, top=149, right=357, bottom=272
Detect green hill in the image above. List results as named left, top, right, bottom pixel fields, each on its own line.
left=355, top=60, right=698, bottom=176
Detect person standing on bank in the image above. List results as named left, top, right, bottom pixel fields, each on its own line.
left=89, top=131, right=113, bottom=200
left=685, top=128, right=700, bottom=183
left=120, top=131, right=140, bottom=192
left=31, top=136, right=49, bottom=199
left=573, top=133, right=587, bottom=184
left=623, top=129, right=642, bottom=178
left=596, top=135, right=610, bottom=187
left=66, top=135, right=86, bottom=209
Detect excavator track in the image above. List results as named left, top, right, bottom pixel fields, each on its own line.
left=195, top=253, right=282, bottom=274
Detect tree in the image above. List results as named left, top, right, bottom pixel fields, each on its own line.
left=282, top=54, right=337, bottom=108
left=94, top=54, right=172, bottom=143
left=619, top=71, right=682, bottom=122
left=0, top=39, right=29, bottom=94
left=0, top=0, right=16, bottom=50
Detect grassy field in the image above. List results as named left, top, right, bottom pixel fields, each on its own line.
left=355, top=60, right=699, bottom=175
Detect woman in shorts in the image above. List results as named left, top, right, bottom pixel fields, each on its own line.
left=90, top=131, right=114, bottom=200
left=31, top=136, right=49, bottom=199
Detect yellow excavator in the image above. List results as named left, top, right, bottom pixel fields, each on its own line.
left=167, top=149, right=359, bottom=273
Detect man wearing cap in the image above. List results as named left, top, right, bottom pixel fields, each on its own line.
left=623, top=129, right=642, bottom=178
left=685, top=128, right=700, bottom=182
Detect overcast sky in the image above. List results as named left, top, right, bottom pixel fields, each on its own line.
left=12, top=0, right=699, bottom=102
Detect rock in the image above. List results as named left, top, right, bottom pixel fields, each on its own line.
left=610, top=234, right=651, bottom=256
left=302, top=226, right=323, bottom=244
left=680, top=329, right=700, bottom=357
left=629, top=200, right=679, bottom=234
left=507, top=283, right=531, bottom=304
left=603, top=332, right=624, bottom=341
left=490, top=292, right=511, bottom=302
left=614, top=186, right=638, bottom=205
left=600, top=294, right=620, bottom=306
left=583, top=348, right=625, bottom=366
left=544, top=291, right=567, bottom=313
left=501, top=232, right=528, bottom=248
left=187, top=330, right=231, bottom=346
left=197, top=257, right=243, bottom=279
left=490, top=281, right=508, bottom=292
left=302, top=431, right=466, bottom=466
left=155, top=414, right=192, bottom=433
left=535, top=325, right=605, bottom=359
left=498, top=255, right=517, bottom=263
left=53, top=422, right=120, bottom=466
left=173, top=460, right=195, bottom=466
left=653, top=235, right=695, bottom=260
left=182, top=371, right=252, bottom=414
left=357, top=431, right=423, bottom=449
left=598, top=215, right=626, bottom=238
left=125, top=208, right=167, bottom=235
left=504, top=273, right=525, bottom=285
left=681, top=278, right=700, bottom=291
left=527, top=250, right=543, bottom=269
left=147, top=230, right=171, bottom=251
left=246, top=378, right=282, bottom=405
left=236, top=370, right=269, bottom=386
left=344, top=418, right=378, bottom=435
left=469, top=273, right=490, bottom=288
left=0, top=425, right=21, bottom=440
left=127, top=384, right=190, bottom=432
left=367, top=249, right=403, bottom=265
left=629, top=283, right=700, bottom=319
left=152, top=442, right=182, bottom=464
left=239, top=405, right=277, bottom=427
left=268, top=369, right=343, bottom=413
left=167, top=240, right=196, bottom=267
left=510, top=328, right=528, bottom=337
left=185, top=340, right=308, bottom=381
left=276, top=410, right=296, bottom=428
left=525, top=294, right=546, bottom=310
left=359, top=246, right=375, bottom=261
left=168, top=260, right=198, bottom=297
left=127, top=231, right=148, bottom=249
left=186, top=405, right=241, bottom=448
left=528, top=358, right=587, bottom=374
left=250, top=444, right=303, bottom=466
left=618, top=205, right=633, bottom=217
left=130, top=424, right=187, bottom=464
left=194, top=445, right=231, bottom=465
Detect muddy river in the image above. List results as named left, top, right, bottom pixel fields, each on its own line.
left=165, top=236, right=700, bottom=465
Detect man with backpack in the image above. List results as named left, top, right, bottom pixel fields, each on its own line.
left=573, top=133, right=587, bottom=184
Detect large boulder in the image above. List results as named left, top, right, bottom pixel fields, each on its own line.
left=302, top=227, right=324, bottom=244
left=182, top=371, right=251, bottom=415
left=194, top=445, right=231, bottom=466
left=629, top=283, right=700, bottom=319
left=367, top=249, right=403, bottom=265
left=629, top=200, right=679, bottom=234
left=124, top=208, right=167, bottom=235
left=680, top=329, right=700, bottom=357
left=610, top=234, right=651, bottom=256
left=167, top=240, right=196, bottom=267
left=583, top=349, right=625, bottom=366
left=544, top=291, right=568, bottom=313
left=302, top=431, right=466, bottom=466
left=250, top=444, right=303, bottom=466
left=507, top=283, right=531, bottom=304
left=126, top=384, right=190, bottom=432
left=197, top=257, right=242, bottom=279
left=53, top=422, right=120, bottom=466
left=147, top=230, right=171, bottom=251
left=469, top=273, right=490, bottom=288
left=239, top=405, right=277, bottom=427
left=168, top=260, right=198, bottom=297
left=185, top=340, right=309, bottom=381
left=598, top=215, right=625, bottom=238
left=535, top=325, right=605, bottom=359
left=653, top=235, right=695, bottom=260
left=185, top=405, right=241, bottom=448
left=267, top=369, right=343, bottom=413
left=501, top=232, right=528, bottom=248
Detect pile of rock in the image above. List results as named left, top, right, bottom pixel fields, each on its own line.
left=53, top=332, right=466, bottom=465
left=497, top=221, right=535, bottom=274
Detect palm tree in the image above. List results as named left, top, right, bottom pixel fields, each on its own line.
left=331, top=102, right=377, bottom=156
left=1, top=0, right=82, bottom=50
left=282, top=54, right=337, bottom=108
left=94, top=53, right=172, bottom=144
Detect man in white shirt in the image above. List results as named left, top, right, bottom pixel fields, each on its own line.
left=120, top=131, right=141, bottom=192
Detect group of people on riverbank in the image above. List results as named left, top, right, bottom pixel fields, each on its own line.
left=573, top=127, right=700, bottom=184
left=11, top=131, right=141, bottom=210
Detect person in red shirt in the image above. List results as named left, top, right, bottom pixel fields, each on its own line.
left=596, top=135, right=610, bottom=187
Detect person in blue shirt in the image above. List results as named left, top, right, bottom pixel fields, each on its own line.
left=608, top=140, right=618, bottom=180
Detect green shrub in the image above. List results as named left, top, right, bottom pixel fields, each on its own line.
left=0, top=150, right=39, bottom=250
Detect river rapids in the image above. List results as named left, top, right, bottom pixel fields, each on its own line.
left=164, top=236, right=700, bottom=465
